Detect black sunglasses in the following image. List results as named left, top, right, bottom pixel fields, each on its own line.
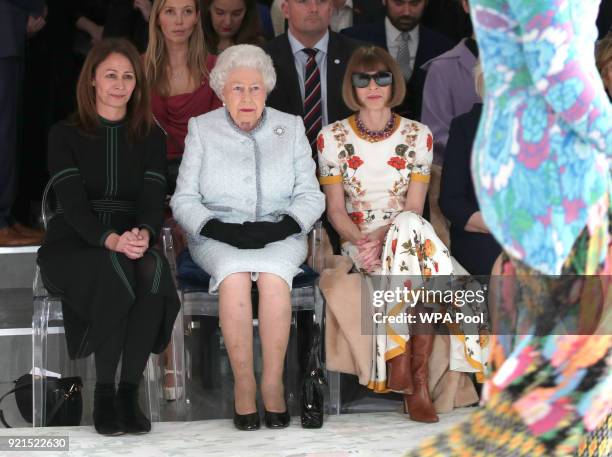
left=351, top=71, right=393, bottom=88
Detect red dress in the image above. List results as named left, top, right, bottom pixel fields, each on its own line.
left=151, top=54, right=222, bottom=161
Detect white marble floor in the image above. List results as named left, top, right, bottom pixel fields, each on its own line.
left=0, top=409, right=474, bottom=457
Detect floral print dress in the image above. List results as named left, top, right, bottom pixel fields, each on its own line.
left=317, top=115, right=489, bottom=392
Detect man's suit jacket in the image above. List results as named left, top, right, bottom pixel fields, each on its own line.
left=341, top=21, right=453, bottom=120
left=0, top=0, right=45, bottom=58
left=263, top=31, right=360, bottom=126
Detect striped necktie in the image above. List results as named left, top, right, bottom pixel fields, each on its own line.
left=302, top=48, right=322, bottom=156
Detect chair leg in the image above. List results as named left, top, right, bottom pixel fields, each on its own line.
left=32, top=296, right=51, bottom=427
left=165, top=306, right=186, bottom=419
left=200, top=316, right=221, bottom=389
left=327, top=371, right=342, bottom=415
left=285, top=311, right=300, bottom=413
left=142, top=356, right=161, bottom=422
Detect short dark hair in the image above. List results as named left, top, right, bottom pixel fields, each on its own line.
left=73, top=38, right=151, bottom=141
left=342, top=46, right=406, bottom=112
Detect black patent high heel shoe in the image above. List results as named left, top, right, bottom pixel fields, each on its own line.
left=264, top=409, right=290, bottom=429
left=233, top=409, right=261, bottom=431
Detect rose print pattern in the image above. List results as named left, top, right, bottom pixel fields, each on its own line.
left=317, top=115, right=432, bottom=232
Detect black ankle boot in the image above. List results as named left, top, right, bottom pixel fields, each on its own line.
left=115, top=382, right=151, bottom=434
left=93, top=383, right=124, bottom=436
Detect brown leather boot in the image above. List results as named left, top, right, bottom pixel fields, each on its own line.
left=403, top=333, right=439, bottom=423
left=386, top=344, right=413, bottom=393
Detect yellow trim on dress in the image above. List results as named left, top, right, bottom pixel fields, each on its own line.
left=367, top=379, right=392, bottom=393
left=319, top=175, right=343, bottom=185
left=411, top=172, right=430, bottom=183
left=446, top=320, right=486, bottom=383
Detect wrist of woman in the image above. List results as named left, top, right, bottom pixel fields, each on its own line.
left=104, top=233, right=120, bottom=251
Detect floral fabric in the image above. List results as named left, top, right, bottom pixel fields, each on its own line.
left=317, top=115, right=432, bottom=235
left=317, top=115, right=489, bottom=391
left=470, top=0, right=612, bottom=275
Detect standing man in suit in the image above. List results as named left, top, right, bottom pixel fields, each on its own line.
left=270, top=0, right=385, bottom=36
left=0, top=0, right=46, bottom=246
left=264, top=0, right=358, bottom=379
left=264, top=0, right=359, bottom=156
left=341, top=0, right=453, bottom=121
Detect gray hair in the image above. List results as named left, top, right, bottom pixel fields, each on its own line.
left=209, top=44, right=277, bottom=100
left=473, top=60, right=484, bottom=99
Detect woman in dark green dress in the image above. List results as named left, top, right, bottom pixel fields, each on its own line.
left=37, top=38, right=180, bottom=436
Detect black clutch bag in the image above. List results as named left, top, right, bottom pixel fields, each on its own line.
left=0, top=374, right=83, bottom=427
left=300, top=325, right=326, bottom=428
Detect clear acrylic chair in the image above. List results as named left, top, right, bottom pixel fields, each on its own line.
left=160, top=221, right=335, bottom=418
left=31, top=180, right=185, bottom=426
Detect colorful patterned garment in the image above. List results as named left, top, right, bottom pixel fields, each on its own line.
left=404, top=1, right=611, bottom=454
left=405, top=224, right=611, bottom=456
left=470, top=0, right=611, bottom=276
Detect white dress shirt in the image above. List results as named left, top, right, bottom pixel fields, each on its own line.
left=331, top=0, right=353, bottom=32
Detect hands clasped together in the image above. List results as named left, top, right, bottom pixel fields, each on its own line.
left=200, top=216, right=301, bottom=249
left=355, top=225, right=390, bottom=273
left=105, top=228, right=150, bottom=259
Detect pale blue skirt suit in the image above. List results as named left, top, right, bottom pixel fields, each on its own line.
left=170, top=107, right=325, bottom=293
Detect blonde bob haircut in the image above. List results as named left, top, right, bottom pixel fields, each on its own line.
left=342, top=46, right=406, bottom=112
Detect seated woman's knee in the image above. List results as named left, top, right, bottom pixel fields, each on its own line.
left=256, top=273, right=290, bottom=300
left=392, top=211, right=423, bottom=230
left=219, top=272, right=252, bottom=294
left=134, top=252, right=161, bottom=293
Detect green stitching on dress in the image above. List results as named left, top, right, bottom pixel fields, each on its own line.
left=144, top=177, right=166, bottom=188
left=110, top=251, right=135, bottom=299
left=110, top=128, right=115, bottom=196
left=114, top=127, right=119, bottom=196
left=144, top=171, right=166, bottom=182
left=150, top=250, right=162, bottom=294
left=105, top=128, right=110, bottom=196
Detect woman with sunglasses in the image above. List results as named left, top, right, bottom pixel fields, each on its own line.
left=317, top=46, right=483, bottom=423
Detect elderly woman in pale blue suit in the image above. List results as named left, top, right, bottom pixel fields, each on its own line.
left=170, top=44, right=325, bottom=431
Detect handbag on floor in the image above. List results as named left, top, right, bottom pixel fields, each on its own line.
left=0, top=374, right=82, bottom=427
left=300, top=324, right=326, bottom=428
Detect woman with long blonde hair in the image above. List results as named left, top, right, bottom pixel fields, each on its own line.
left=144, top=0, right=221, bottom=190
left=143, top=0, right=221, bottom=401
